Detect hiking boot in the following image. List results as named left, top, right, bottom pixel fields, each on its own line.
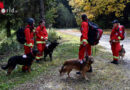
left=76, top=72, right=81, bottom=74
left=111, top=60, right=118, bottom=65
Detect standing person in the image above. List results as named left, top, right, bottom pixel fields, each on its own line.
left=77, top=14, right=92, bottom=74
left=110, top=20, right=124, bottom=64
left=22, top=18, right=35, bottom=72
left=35, top=20, right=48, bottom=62
left=79, top=14, right=92, bottom=63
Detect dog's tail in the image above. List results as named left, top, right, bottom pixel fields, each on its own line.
left=1, top=64, right=9, bottom=70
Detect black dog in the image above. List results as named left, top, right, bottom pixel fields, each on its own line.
left=1, top=50, right=38, bottom=75
left=44, top=40, right=59, bottom=61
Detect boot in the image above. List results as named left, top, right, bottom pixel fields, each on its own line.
left=111, top=60, right=118, bottom=65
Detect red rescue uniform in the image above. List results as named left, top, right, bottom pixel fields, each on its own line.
left=79, top=21, right=91, bottom=61
left=110, top=25, right=124, bottom=61
left=35, top=25, right=48, bottom=61
left=23, top=25, right=34, bottom=71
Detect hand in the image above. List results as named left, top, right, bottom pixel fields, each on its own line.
left=83, top=42, right=86, bottom=46
left=112, top=40, right=116, bottom=42
left=30, top=48, right=33, bottom=53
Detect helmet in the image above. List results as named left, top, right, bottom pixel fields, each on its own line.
left=112, top=20, right=119, bottom=24
left=27, top=18, right=35, bottom=25
left=82, top=14, right=87, bottom=21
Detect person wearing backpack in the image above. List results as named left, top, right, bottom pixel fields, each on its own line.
left=110, top=20, right=125, bottom=64
left=76, top=14, right=92, bottom=75
left=35, top=20, right=48, bottom=62
left=78, top=14, right=92, bottom=63
left=22, top=18, right=35, bottom=71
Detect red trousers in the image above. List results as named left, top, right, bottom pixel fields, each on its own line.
left=24, top=45, right=32, bottom=54
left=79, top=44, right=91, bottom=60
left=111, top=42, right=121, bottom=61
left=36, top=43, right=45, bottom=61
left=22, top=45, right=32, bottom=71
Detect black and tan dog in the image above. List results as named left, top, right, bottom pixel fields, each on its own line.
left=1, top=50, right=38, bottom=75
left=119, top=44, right=126, bottom=60
left=59, top=56, right=94, bottom=80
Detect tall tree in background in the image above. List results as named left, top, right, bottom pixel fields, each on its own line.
left=39, top=0, right=45, bottom=20
left=69, top=0, right=130, bottom=28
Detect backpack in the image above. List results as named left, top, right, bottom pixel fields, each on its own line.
left=16, top=27, right=26, bottom=44
left=87, top=21, right=103, bottom=45
left=118, top=25, right=125, bottom=40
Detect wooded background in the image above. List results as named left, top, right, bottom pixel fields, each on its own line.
left=0, top=0, right=130, bottom=37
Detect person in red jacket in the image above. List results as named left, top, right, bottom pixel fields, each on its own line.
left=22, top=18, right=35, bottom=71
left=35, top=20, right=48, bottom=62
left=77, top=14, right=92, bottom=74
left=79, top=14, right=91, bottom=63
left=110, top=20, right=124, bottom=64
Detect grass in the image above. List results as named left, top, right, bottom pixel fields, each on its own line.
left=0, top=29, right=130, bottom=90
left=0, top=30, right=80, bottom=90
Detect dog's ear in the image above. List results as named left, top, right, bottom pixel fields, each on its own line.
left=90, top=56, right=94, bottom=63
left=122, top=44, right=123, bottom=47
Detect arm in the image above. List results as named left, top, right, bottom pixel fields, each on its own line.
left=115, top=27, right=124, bottom=41
left=25, top=28, right=33, bottom=48
left=81, top=22, right=89, bottom=44
left=35, top=27, right=43, bottom=40
left=110, top=27, right=116, bottom=41
left=43, top=28, right=48, bottom=40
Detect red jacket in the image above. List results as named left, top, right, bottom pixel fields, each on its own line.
left=35, top=25, right=48, bottom=44
left=80, top=21, right=89, bottom=44
left=110, top=25, right=124, bottom=42
left=24, top=25, right=34, bottom=48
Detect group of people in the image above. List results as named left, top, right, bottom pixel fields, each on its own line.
left=22, top=18, right=48, bottom=71
left=78, top=14, right=125, bottom=72
left=22, top=14, right=125, bottom=72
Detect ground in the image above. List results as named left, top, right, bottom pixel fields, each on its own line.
left=11, top=30, right=130, bottom=90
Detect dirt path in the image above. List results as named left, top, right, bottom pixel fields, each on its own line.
left=12, top=30, right=130, bottom=90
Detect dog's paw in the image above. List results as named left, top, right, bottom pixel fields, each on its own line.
left=85, top=77, right=89, bottom=81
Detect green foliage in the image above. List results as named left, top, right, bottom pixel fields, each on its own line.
left=54, top=3, right=76, bottom=28
left=69, top=0, right=130, bottom=28
left=0, top=38, right=23, bottom=55
left=47, top=29, right=59, bottom=42
left=45, top=8, right=58, bottom=27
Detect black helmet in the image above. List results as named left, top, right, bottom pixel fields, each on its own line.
left=27, top=18, right=35, bottom=25
left=82, top=14, right=87, bottom=21
left=112, top=20, right=119, bottom=24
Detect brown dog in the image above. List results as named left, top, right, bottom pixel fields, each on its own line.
left=119, top=44, right=126, bottom=60
left=59, top=56, right=94, bottom=80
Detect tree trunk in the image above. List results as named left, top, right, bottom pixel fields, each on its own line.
left=6, top=20, right=11, bottom=37
left=39, top=0, right=45, bottom=20
left=123, top=3, right=130, bottom=27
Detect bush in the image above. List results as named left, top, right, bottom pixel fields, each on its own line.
left=47, top=29, right=59, bottom=42
left=0, top=38, right=23, bottom=55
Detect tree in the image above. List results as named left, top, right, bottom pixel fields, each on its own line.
left=69, top=0, right=130, bottom=27
left=39, top=0, right=45, bottom=20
